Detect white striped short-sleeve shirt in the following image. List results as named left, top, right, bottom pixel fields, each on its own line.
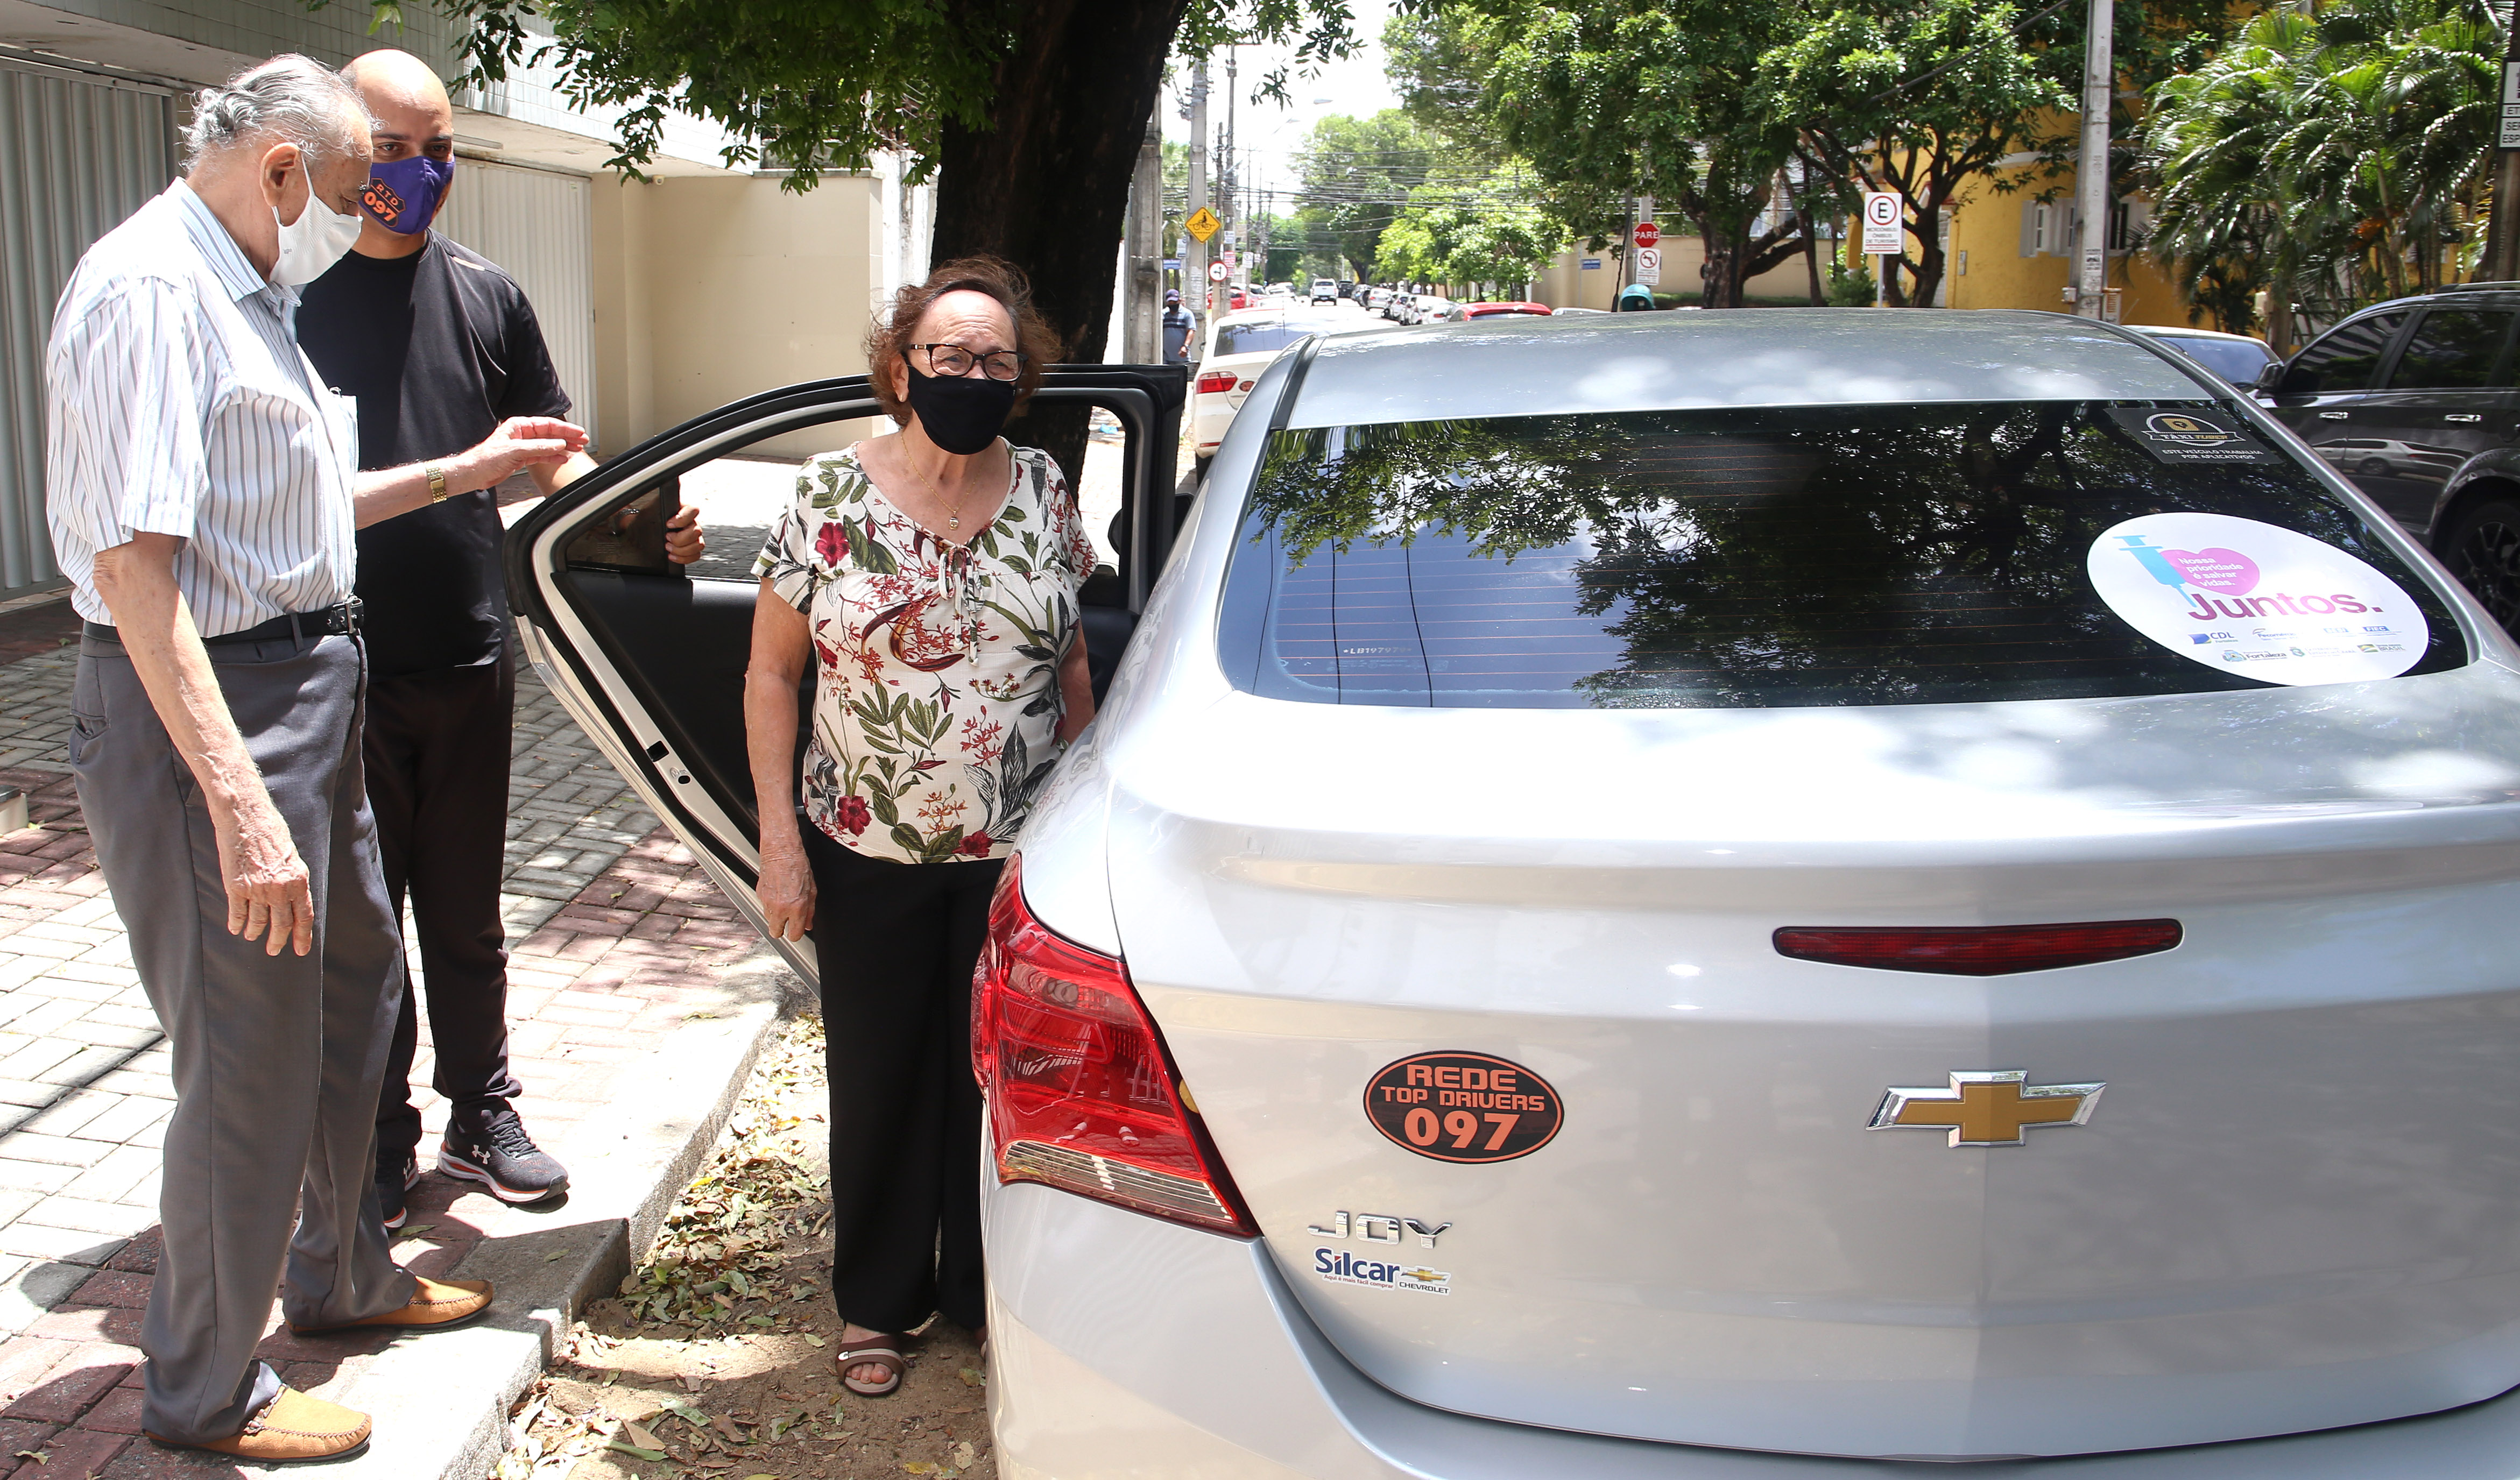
left=45, top=180, right=359, bottom=636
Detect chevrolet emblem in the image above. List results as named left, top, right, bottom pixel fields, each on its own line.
left=1869, top=1070, right=2105, bottom=1147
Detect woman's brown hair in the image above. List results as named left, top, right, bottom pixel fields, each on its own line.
left=864, top=255, right=1064, bottom=425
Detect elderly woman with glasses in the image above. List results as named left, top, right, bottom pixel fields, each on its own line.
left=744, top=256, right=1091, bottom=1397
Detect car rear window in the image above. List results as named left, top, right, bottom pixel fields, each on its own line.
left=1214, top=319, right=1339, bottom=357
left=1213, top=401, right=2467, bottom=709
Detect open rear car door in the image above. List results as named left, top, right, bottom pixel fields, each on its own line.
left=503, top=366, right=1189, bottom=983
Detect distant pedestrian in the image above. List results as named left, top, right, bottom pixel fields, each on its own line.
left=296, top=48, right=705, bottom=1235
left=744, top=257, right=1092, bottom=1398
left=45, top=53, right=580, bottom=1463
left=1163, top=287, right=1196, bottom=363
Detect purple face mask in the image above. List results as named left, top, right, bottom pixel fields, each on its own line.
left=360, top=155, right=454, bottom=235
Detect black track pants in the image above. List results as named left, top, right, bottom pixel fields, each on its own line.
left=365, top=657, right=523, bottom=1164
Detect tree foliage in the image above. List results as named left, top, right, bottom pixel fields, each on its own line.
left=409, top=0, right=1370, bottom=189
left=1413, top=0, right=1813, bottom=308
left=1376, top=177, right=1568, bottom=286
left=2143, top=0, right=2500, bottom=337
left=1291, top=111, right=1439, bottom=278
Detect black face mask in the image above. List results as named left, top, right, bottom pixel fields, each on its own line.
left=903, top=363, right=1017, bottom=455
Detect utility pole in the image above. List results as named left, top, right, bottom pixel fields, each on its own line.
left=1125, top=108, right=1162, bottom=363
left=1224, top=48, right=1239, bottom=295
left=1187, top=61, right=1210, bottom=324
left=2075, top=0, right=2114, bottom=320
left=2484, top=7, right=2520, bottom=281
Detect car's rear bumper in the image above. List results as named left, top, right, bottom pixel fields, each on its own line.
left=984, top=1179, right=2520, bottom=1479
left=1193, top=394, right=1236, bottom=453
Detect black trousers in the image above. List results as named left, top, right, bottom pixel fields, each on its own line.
left=367, top=656, right=524, bottom=1165
left=803, top=823, right=1002, bottom=1334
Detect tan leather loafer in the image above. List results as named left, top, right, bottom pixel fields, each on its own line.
left=289, top=1274, right=492, bottom=1335
left=146, top=1385, right=371, bottom=1464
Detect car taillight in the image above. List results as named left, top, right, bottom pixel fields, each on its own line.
left=1773, top=920, right=2182, bottom=976
left=972, top=858, right=1256, bottom=1236
left=1195, top=371, right=1237, bottom=394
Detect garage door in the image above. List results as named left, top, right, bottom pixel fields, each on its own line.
left=0, top=59, right=177, bottom=599
left=436, top=159, right=597, bottom=444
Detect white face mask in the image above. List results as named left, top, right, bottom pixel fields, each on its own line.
left=270, top=160, right=364, bottom=286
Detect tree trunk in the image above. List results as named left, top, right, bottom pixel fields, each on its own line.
left=1785, top=164, right=1823, bottom=305
left=1698, top=219, right=1739, bottom=309
left=931, top=0, right=1190, bottom=486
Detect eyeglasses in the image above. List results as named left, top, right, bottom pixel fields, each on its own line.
left=905, top=343, right=1025, bottom=381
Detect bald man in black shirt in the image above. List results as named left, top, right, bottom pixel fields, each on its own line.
left=299, top=49, right=702, bottom=1229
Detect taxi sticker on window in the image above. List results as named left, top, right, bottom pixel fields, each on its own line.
left=2087, top=512, right=2428, bottom=685
left=2104, top=408, right=2281, bottom=465
left=1365, top=1052, right=1562, bottom=1164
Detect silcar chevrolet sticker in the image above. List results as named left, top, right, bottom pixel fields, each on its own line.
left=1315, top=1247, right=1452, bottom=1295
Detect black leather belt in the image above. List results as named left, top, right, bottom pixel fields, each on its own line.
left=84, top=599, right=362, bottom=647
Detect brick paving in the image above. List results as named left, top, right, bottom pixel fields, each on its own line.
left=0, top=630, right=772, bottom=1477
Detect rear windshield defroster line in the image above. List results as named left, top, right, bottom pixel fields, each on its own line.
left=1211, top=402, right=2466, bottom=710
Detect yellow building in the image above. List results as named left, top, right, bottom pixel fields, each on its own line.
left=1844, top=162, right=2205, bottom=327
left=1935, top=159, right=2200, bottom=325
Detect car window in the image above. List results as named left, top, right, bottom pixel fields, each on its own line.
left=2388, top=308, right=2514, bottom=390
left=1214, top=318, right=1342, bottom=357
left=1213, top=402, right=2465, bottom=709
left=2285, top=311, right=2408, bottom=392
left=2155, top=336, right=2276, bottom=385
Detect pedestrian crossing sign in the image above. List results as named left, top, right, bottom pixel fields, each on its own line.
left=1185, top=207, right=1221, bottom=243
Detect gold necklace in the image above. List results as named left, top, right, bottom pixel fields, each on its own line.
left=901, top=447, right=970, bottom=532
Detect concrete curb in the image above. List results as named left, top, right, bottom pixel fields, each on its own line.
left=321, top=946, right=806, bottom=1480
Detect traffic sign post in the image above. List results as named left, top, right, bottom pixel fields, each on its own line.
left=1634, top=247, right=1661, bottom=286
left=1185, top=207, right=1221, bottom=243
left=1632, top=221, right=1660, bottom=250
left=1861, top=192, right=1903, bottom=307
left=1208, top=259, right=1229, bottom=282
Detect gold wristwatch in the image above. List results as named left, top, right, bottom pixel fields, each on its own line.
left=425, top=462, right=448, bottom=502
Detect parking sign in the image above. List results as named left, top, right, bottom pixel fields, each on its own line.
left=1862, top=193, right=1904, bottom=254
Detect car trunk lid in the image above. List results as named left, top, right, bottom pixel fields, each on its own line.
left=1103, top=668, right=2520, bottom=1459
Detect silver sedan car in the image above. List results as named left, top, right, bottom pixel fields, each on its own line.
left=513, top=311, right=2520, bottom=1476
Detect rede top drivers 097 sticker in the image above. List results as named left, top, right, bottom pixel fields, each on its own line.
left=2086, top=513, right=2429, bottom=686
left=1365, top=1052, right=1562, bottom=1163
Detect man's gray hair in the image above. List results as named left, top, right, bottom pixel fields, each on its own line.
left=181, top=54, right=368, bottom=172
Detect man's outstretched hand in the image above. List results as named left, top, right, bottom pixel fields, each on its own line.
left=462, top=416, right=588, bottom=492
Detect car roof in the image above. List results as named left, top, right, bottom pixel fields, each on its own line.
left=1283, top=308, right=2209, bottom=429
left=2122, top=324, right=2269, bottom=345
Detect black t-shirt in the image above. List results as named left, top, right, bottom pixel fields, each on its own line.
left=298, top=233, right=570, bottom=677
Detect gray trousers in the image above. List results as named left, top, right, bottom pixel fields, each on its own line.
left=70, top=631, right=414, bottom=1443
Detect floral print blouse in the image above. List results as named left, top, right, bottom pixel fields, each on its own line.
left=754, top=444, right=1095, bottom=864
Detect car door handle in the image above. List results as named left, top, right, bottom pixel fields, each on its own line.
left=2319, top=410, right=2349, bottom=420
left=2446, top=413, right=2484, bottom=423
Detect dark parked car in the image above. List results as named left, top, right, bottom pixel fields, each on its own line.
left=2256, top=286, right=2520, bottom=626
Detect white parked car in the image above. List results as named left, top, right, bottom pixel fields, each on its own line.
left=1191, top=306, right=1361, bottom=470
left=513, top=310, right=2520, bottom=1478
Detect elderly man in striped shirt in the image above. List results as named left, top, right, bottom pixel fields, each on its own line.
left=44, top=54, right=585, bottom=1465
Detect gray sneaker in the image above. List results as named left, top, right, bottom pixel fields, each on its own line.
left=438, top=1106, right=569, bottom=1205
